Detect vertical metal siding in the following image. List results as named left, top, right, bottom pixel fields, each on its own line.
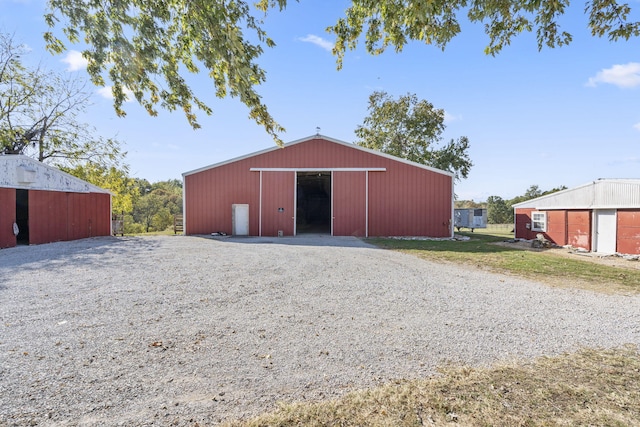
left=26, top=190, right=110, bottom=245
left=50, top=191, right=69, bottom=242
left=68, top=192, right=82, bottom=241
left=514, top=208, right=535, bottom=240
left=617, top=210, right=640, bottom=255
left=333, top=171, right=366, bottom=236
left=596, top=182, right=640, bottom=207
left=185, top=138, right=453, bottom=237
left=184, top=163, right=260, bottom=235
left=0, top=188, right=16, bottom=248
left=567, top=210, right=591, bottom=251
left=29, top=190, right=50, bottom=245
left=545, top=210, right=567, bottom=246
left=261, top=172, right=295, bottom=236
left=368, top=163, right=452, bottom=237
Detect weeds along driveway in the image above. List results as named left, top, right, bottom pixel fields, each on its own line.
left=1, top=235, right=639, bottom=425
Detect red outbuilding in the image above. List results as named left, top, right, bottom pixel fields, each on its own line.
left=513, top=179, right=640, bottom=255
left=0, top=155, right=112, bottom=249
left=182, top=135, right=454, bottom=238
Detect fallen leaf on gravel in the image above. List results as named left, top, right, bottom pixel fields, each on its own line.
left=150, top=341, right=163, bottom=347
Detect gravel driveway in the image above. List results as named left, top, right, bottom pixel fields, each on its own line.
left=1, top=235, right=639, bottom=426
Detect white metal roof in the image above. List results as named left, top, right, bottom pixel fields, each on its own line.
left=182, top=134, right=455, bottom=178
left=512, top=179, right=640, bottom=210
left=0, top=155, right=111, bottom=194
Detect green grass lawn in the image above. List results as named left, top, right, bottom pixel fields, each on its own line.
left=368, top=227, right=640, bottom=293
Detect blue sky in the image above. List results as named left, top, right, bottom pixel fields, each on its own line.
left=3, top=0, right=639, bottom=201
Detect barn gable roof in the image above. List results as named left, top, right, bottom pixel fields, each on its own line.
left=182, top=134, right=454, bottom=177
left=0, top=154, right=111, bottom=194
left=512, top=179, right=640, bottom=210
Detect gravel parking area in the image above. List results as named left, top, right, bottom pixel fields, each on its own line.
left=1, top=235, right=639, bottom=426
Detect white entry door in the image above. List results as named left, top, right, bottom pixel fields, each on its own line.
left=594, top=210, right=617, bottom=254
left=232, top=204, right=250, bottom=236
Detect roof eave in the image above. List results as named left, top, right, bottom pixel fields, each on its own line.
left=182, top=134, right=454, bottom=178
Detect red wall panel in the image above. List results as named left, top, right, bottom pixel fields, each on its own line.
left=0, top=188, right=16, bottom=249
left=94, top=193, right=112, bottom=236
left=261, top=172, right=295, bottom=236
left=24, top=190, right=110, bottom=245
left=515, top=208, right=535, bottom=240
left=617, top=210, right=640, bottom=255
left=516, top=208, right=593, bottom=250
left=28, top=190, right=51, bottom=245
left=184, top=138, right=453, bottom=237
left=567, top=210, right=591, bottom=251
left=333, top=171, right=366, bottom=236
left=545, top=210, right=567, bottom=246
left=67, top=192, right=81, bottom=241
left=184, top=162, right=260, bottom=235
left=368, top=163, right=452, bottom=237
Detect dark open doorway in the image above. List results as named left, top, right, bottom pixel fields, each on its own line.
left=15, top=189, right=29, bottom=245
left=296, top=172, right=331, bottom=234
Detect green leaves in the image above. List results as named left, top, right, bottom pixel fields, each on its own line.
left=355, top=91, right=472, bottom=180
left=330, top=0, right=638, bottom=61
left=45, top=0, right=286, bottom=143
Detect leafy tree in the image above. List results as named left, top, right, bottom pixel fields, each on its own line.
left=133, top=178, right=153, bottom=198
left=44, top=0, right=287, bottom=143
left=42, top=1, right=639, bottom=142
left=60, top=162, right=139, bottom=214
left=486, top=195, right=512, bottom=224
left=152, top=208, right=175, bottom=232
left=355, top=91, right=472, bottom=180
left=508, top=184, right=567, bottom=206
left=134, top=193, right=164, bottom=232
left=0, top=33, right=125, bottom=168
left=455, top=200, right=485, bottom=209
left=330, top=1, right=640, bottom=66
left=131, top=179, right=183, bottom=232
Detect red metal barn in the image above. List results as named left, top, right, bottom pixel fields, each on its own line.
left=0, top=155, right=112, bottom=249
left=513, top=179, right=640, bottom=255
left=182, top=135, right=454, bottom=238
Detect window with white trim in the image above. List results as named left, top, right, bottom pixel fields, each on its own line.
left=531, top=212, right=547, bottom=232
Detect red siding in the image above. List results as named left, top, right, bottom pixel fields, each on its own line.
left=541, top=210, right=564, bottom=245
left=514, top=208, right=536, bottom=240
left=567, top=210, right=591, bottom=251
left=184, top=161, right=260, bottom=235
left=617, top=210, right=640, bottom=255
left=29, top=190, right=53, bottom=245
left=333, top=171, right=366, bottom=236
left=27, top=190, right=111, bottom=245
left=368, top=163, right=452, bottom=237
left=0, top=188, right=16, bottom=249
left=516, top=208, right=593, bottom=250
left=184, top=138, right=453, bottom=237
left=262, top=171, right=295, bottom=236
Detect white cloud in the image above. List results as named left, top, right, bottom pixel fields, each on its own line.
left=586, top=62, right=640, bottom=88
left=61, top=50, right=89, bottom=72
left=443, top=111, right=461, bottom=123
left=298, top=34, right=334, bottom=52
left=634, top=122, right=640, bottom=131
left=97, top=86, right=133, bottom=101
